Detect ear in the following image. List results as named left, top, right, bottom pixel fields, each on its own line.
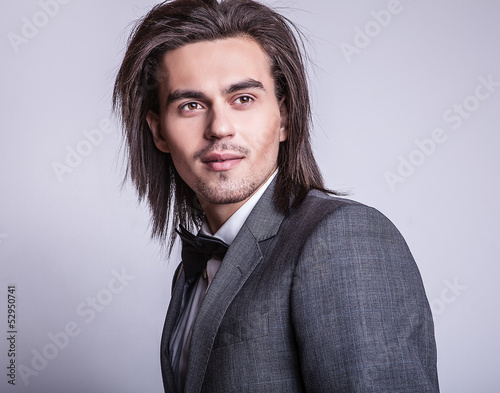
left=278, top=97, right=288, bottom=142
left=146, top=110, right=169, bottom=153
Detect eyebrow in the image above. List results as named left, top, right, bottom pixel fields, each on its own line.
left=166, top=90, right=206, bottom=105
left=223, top=78, right=265, bottom=95
left=166, top=78, right=265, bottom=105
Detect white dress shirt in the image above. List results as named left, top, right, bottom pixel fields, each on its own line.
left=169, top=171, right=277, bottom=392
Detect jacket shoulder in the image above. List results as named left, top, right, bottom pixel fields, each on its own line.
left=303, top=190, right=398, bottom=233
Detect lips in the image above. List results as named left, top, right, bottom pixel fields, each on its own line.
left=201, top=152, right=243, bottom=171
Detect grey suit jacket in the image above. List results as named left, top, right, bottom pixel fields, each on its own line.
left=160, top=183, right=439, bottom=392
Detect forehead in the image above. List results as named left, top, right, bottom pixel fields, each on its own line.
left=158, top=37, right=274, bottom=93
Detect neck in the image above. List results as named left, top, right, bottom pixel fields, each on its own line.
left=199, top=199, right=248, bottom=235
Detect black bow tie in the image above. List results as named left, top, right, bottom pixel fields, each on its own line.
left=176, top=225, right=229, bottom=280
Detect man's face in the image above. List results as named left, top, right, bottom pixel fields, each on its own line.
left=147, top=37, right=287, bottom=217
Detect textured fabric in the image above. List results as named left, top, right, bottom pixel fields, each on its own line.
left=168, top=172, right=277, bottom=392
left=160, top=180, right=439, bottom=392
left=169, top=275, right=208, bottom=393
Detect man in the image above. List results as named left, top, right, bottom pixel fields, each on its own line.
left=113, top=0, right=439, bottom=392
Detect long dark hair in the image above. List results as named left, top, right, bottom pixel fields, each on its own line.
left=113, top=0, right=329, bottom=249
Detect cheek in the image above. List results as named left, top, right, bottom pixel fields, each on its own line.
left=247, top=112, right=282, bottom=146
left=168, top=151, right=197, bottom=187
left=253, top=130, right=282, bottom=168
left=168, top=144, right=193, bottom=173
left=162, top=120, right=195, bottom=157
left=161, top=132, right=193, bottom=174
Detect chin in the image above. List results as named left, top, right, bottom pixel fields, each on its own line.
left=195, top=178, right=257, bottom=205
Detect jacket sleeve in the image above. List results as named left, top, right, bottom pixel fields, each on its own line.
left=291, top=203, right=439, bottom=392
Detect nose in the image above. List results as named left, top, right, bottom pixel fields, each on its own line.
left=204, top=104, right=234, bottom=140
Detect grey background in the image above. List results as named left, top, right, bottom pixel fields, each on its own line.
left=1, top=0, right=499, bottom=392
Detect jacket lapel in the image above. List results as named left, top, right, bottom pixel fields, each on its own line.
left=183, top=179, right=285, bottom=392
left=160, top=266, right=186, bottom=391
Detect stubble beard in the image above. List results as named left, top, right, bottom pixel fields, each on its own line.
left=194, top=171, right=263, bottom=205
left=192, top=141, right=267, bottom=205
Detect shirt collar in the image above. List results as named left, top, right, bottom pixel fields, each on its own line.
left=200, top=170, right=277, bottom=245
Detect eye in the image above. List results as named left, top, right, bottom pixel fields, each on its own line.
left=181, top=102, right=203, bottom=111
left=234, top=95, right=253, bottom=105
